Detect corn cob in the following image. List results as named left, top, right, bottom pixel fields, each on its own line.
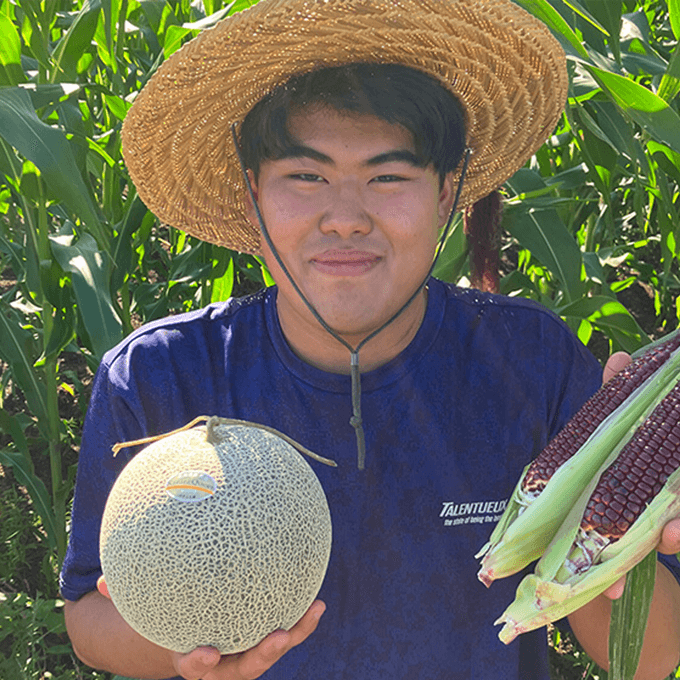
left=495, top=378, right=680, bottom=644
left=476, top=330, right=680, bottom=587
left=522, top=337, right=680, bottom=495
left=562, top=381, right=680, bottom=575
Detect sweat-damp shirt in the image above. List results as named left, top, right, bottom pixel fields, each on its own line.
left=62, top=277, right=611, bottom=679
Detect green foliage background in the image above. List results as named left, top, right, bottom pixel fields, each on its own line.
left=0, top=0, right=679, bottom=677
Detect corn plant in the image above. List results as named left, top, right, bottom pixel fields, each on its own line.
left=0, top=0, right=264, bottom=564
left=515, top=0, right=680, bottom=350
left=437, top=0, right=680, bottom=355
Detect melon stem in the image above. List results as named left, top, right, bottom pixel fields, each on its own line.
left=112, top=416, right=338, bottom=468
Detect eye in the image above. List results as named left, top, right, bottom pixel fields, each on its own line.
left=290, top=173, right=325, bottom=183
left=372, top=174, right=407, bottom=183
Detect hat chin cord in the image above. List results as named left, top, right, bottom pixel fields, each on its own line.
left=231, top=124, right=471, bottom=469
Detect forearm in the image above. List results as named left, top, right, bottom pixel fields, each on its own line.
left=568, top=562, right=680, bottom=680
left=64, top=590, right=178, bottom=679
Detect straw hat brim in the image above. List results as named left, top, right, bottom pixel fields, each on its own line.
left=121, top=0, right=567, bottom=254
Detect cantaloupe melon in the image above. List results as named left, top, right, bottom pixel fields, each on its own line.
left=99, top=418, right=332, bottom=654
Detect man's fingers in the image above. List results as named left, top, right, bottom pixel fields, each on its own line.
left=603, top=351, right=632, bottom=384
left=232, top=600, right=326, bottom=680
left=658, top=518, right=680, bottom=554
left=96, top=575, right=111, bottom=600
left=283, top=599, right=326, bottom=648
left=173, top=646, right=221, bottom=680
left=175, top=600, right=326, bottom=680
left=603, top=575, right=626, bottom=600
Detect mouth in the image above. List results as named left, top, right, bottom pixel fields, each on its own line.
left=311, top=250, right=382, bottom=276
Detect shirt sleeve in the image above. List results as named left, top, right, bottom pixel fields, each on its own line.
left=659, top=552, right=680, bottom=587
left=542, top=313, right=603, bottom=444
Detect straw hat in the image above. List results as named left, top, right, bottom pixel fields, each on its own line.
left=121, top=0, right=567, bottom=254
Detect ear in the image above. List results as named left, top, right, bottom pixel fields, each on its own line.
left=243, top=169, right=260, bottom=228
left=437, top=172, right=456, bottom=227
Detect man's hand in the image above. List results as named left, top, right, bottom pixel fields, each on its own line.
left=96, top=576, right=325, bottom=680
left=601, top=519, right=680, bottom=600
left=169, top=602, right=326, bottom=680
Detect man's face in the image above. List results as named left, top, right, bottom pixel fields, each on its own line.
left=246, top=106, right=455, bottom=344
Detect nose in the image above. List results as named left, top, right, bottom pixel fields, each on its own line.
left=319, top=181, right=372, bottom=237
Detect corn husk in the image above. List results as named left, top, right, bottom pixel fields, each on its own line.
left=476, top=343, right=680, bottom=586
left=495, top=463, right=680, bottom=644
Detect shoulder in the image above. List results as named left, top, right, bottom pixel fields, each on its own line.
left=435, top=279, right=593, bottom=357
left=439, top=279, right=570, bottom=328
left=102, top=289, right=269, bottom=367
left=92, top=288, right=274, bottom=411
left=431, top=279, right=602, bottom=427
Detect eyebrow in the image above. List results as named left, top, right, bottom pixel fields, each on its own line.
left=276, top=145, right=424, bottom=168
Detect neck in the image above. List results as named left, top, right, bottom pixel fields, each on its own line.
left=276, top=288, right=428, bottom=374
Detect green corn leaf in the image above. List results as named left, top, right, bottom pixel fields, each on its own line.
left=0, top=300, right=49, bottom=435
left=514, top=0, right=589, bottom=61
left=648, top=140, right=680, bottom=186
left=0, top=448, right=59, bottom=552
left=0, top=408, right=29, bottom=467
left=0, top=13, right=26, bottom=86
left=0, top=136, right=22, bottom=188
left=655, top=46, right=680, bottom=104
left=20, top=2, right=51, bottom=73
left=589, top=66, right=680, bottom=155
left=580, top=0, right=621, bottom=64
left=0, top=87, right=107, bottom=246
left=37, top=303, right=77, bottom=367
left=50, top=231, right=123, bottom=359
left=111, top=194, right=149, bottom=292
left=502, top=202, right=585, bottom=303
left=432, top=214, right=467, bottom=284
left=163, top=6, right=233, bottom=57
left=50, top=0, right=102, bottom=83
left=11, top=83, right=82, bottom=109
left=139, top=0, right=181, bottom=45
left=103, top=92, right=131, bottom=121
left=164, top=24, right=197, bottom=57
left=562, top=0, right=610, bottom=35
left=584, top=101, right=635, bottom=161
left=557, top=296, right=649, bottom=352
left=669, top=0, right=680, bottom=41
left=254, top=256, right=275, bottom=287
left=574, top=103, right=625, bottom=159
left=609, top=548, right=657, bottom=680
left=101, top=0, right=120, bottom=72
left=211, top=255, right=235, bottom=303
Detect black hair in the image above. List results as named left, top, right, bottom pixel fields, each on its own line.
left=238, top=63, right=467, bottom=187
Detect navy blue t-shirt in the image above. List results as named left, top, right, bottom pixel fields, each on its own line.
left=61, top=278, right=605, bottom=679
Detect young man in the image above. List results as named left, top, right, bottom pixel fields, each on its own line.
left=60, top=1, right=680, bottom=679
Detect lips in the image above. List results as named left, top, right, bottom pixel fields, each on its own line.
left=311, top=250, right=381, bottom=276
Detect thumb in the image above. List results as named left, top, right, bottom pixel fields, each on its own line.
left=603, top=352, right=631, bottom=384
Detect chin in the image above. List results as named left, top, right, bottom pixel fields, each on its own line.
left=321, top=311, right=395, bottom=338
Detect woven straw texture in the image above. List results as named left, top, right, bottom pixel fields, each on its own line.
left=121, top=0, right=567, bottom=253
